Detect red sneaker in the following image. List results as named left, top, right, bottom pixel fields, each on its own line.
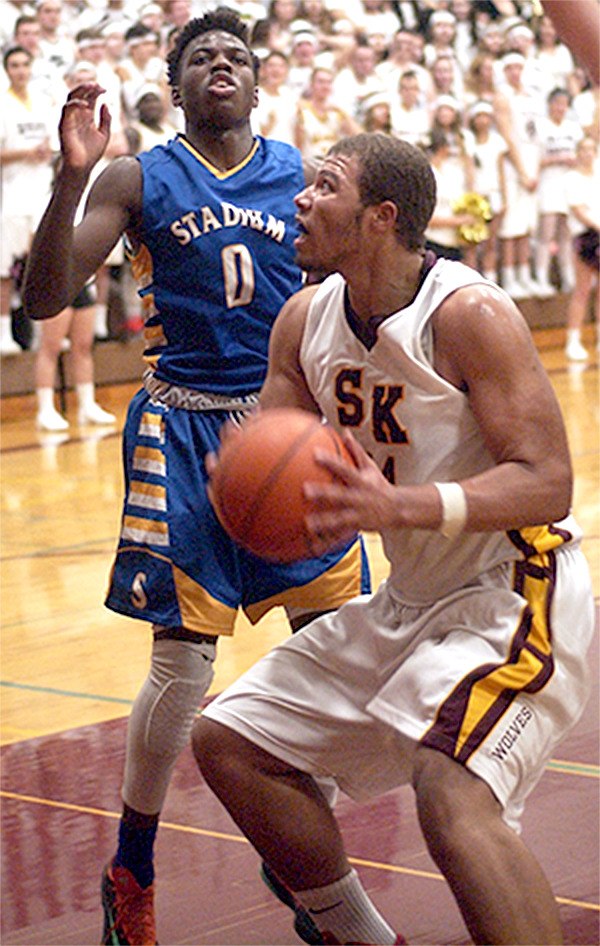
left=101, top=861, right=157, bottom=945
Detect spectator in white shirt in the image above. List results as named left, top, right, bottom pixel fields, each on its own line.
left=0, top=45, right=54, bottom=354
left=253, top=49, right=299, bottom=144
left=535, top=86, right=583, bottom=295
left=332, top=38, right=384, bottom=123
left=36, top=0, right=75, bottom=78
left=390, top=68, right=430, bottom=146
left=533, top=14, right=574, bottom=91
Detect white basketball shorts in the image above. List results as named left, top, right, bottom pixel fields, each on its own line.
left=202, top=542, right=595, bottom=832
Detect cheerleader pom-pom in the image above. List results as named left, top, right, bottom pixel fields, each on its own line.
left=452, top=192, right=493, bottom=244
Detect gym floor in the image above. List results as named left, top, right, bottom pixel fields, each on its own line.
left=1, top=327, right=598, bottom=945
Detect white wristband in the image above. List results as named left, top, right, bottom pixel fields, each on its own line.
left=434, top=482, right=467, bottom=540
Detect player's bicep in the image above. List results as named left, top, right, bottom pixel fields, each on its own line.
left=437, top=288, right=570, bottom=472
left=72, top=157, right=141, bottom=280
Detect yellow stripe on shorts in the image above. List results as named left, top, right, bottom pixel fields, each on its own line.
left=121, top=515, right=170, bottom=547
left=423, top=548, right=556, bottom=765
left=132, top=446, right=166, bottom=477
left=138, top=412, right=164, bottom=441
left=128, top=480, right=167, bottom=512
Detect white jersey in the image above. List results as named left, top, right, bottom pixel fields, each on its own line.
left=0, top=87, right=54, bottom=216
left=299, top=259, right=581, bottom=605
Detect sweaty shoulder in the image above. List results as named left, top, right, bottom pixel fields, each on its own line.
left=432, top=281, right=537, bottom=388
left=435, top=280, right=521, bottom=333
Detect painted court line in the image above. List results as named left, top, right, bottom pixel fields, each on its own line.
left=1, top=790, right=598, bottom=912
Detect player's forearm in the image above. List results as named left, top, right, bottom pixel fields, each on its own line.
left=398, top=459, right=572, bottom=536
left=22, top=167, right=90, bottom=320
left=457, top=459, right=572, bottom=532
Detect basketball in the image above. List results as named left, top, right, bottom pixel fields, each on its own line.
left=210, top=407, right=355, bottom=563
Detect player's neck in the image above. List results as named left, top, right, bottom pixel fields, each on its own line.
left=346, top=251, right=427, bottom=323
left=182, top=123, right=255, bottom=171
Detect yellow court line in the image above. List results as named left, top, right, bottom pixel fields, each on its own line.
left=1, top=790, right=598, bottom=913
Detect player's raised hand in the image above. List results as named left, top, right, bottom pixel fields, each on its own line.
left=58, top=83, right=111, bottom=172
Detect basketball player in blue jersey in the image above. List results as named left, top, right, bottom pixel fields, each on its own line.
left=193, top=134, right=595, bottom=945
left=22, top=8, right=369, bottom=945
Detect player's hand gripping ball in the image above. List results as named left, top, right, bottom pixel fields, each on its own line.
left=210, top=408, right=355, bottom=562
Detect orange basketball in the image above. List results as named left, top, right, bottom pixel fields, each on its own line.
left=210, top=407, right=355, bottom=562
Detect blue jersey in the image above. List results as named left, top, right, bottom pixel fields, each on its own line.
left=133, top=134, right=305, bottom=396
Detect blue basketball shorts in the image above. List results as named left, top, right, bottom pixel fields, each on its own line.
left=104, top=387, right=371, bottom=636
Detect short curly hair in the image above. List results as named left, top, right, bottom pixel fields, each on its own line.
left=166, top=6, right=260, bottom=88
left=329, top=134, right=437, bottom=252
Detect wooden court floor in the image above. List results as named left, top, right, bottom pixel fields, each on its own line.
left=1, top=325, right=599, bottom=946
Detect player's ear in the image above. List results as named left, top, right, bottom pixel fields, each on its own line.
left=371, top=200, right=397, bottom=231
left=252, top=85, right=259, bottom=108
left=171, top=85, right=183, bottom=108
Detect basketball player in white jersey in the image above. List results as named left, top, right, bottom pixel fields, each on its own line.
left=192, top=133, right=595, bottom=946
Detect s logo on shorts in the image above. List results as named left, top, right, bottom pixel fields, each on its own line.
left=131, top=572, right=148, bottom=609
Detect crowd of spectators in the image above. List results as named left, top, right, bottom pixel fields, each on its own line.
left=1, top=0, right=598, bottom=370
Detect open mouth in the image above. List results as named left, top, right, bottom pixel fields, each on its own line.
left=207, top=75, right=236, bottom=95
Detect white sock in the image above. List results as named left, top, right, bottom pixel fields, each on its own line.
left=36, top=387, right=69, bottom=429
left=517, top=264, right=531, bottom=284
left=95, top=303, right=108, bottom=337
left=37, top=387, right=57, bottom=413
left=35, top=388, right=54, bottom=412
left=76, top=382, right=96, bottom=411
left=503, top=265, right=515, bottom=284
left=295, top=868, right=397, bottom=945
left=535, top=248, right=550, bottom=284
left=567, top=329, right=581, bottom=345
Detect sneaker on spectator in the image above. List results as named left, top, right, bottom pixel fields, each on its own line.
left=501, top=275, right=528, bottom=300
left=530, top=279, right=556, bottom=298
left=78, top=403, right=117, bottom=425
left=565, top=338, right=589, bottom=361
left=36, top=407, right=69, bottom=431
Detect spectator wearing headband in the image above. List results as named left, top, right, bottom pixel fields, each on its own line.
left=116, top=21, right=165, bottom=120
left=74, top=28, right=124, bottom=133
left=287, top=27, right=319, bottom=99
left=129, top=82, right=178, bottom=153
left=423, top=8, right=458, bottom=69
left=361, top=88, right=392, bottom=133
left=502, top=19, right=552, bottom=98
left=464, top=98, right=508, bottom=282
